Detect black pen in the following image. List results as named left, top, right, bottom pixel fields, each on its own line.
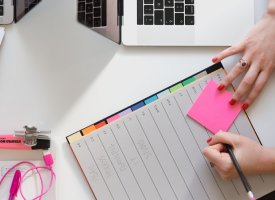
left=224, top=144, right=256, bottom=200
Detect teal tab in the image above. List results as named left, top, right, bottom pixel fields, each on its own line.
left=144, top=95, right=158, bottom=105
left=157, top=90, right=170, bottom=98
left=169, top=83, right=183, bottom=93
left=182, top=76, right=196, bottom=86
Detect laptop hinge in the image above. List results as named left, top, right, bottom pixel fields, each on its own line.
left=118, top=0, right=123, bottom=17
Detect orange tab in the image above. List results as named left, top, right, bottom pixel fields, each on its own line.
left=82, top=125, right=96, bottom=135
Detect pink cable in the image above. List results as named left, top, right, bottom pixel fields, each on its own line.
left=20, top=166, right=55, bottom=200
left=0, top=161, right=55, bottom=200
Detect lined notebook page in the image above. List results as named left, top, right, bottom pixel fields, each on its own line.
left=70, top=69, right=275, bottom=200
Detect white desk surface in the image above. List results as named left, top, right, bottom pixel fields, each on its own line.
left=0, top=0, right=274, bottom=199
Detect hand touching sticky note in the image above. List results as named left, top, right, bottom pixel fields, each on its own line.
left=187, top=80, right=242, bottom=134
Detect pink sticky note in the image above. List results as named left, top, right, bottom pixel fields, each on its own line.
left=187, top=80, right=242, bottom=134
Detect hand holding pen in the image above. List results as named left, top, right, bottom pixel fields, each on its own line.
left=203, top=131, right=266, bottom=180
left=203, top=131, right=272, bottom=199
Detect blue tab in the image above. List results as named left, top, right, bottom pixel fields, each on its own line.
left=131, top=101, right=145, bottom=111
left=144, top=95, right=158, bottom=105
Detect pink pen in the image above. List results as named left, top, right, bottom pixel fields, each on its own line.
left=0, top=135, right=32, bottom=150
left=9, top=170, right=21, bottom=200
left=0, top=135, right=50, bottom=150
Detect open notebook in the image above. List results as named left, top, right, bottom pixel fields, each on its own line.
left=67, top=64, right=275, bottom=200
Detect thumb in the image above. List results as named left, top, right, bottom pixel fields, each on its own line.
left=209, top=131, right=239, bottom=147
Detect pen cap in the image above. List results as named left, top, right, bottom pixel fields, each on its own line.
left=10, top=170, right=21, bottom=195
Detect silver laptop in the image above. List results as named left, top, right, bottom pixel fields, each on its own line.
left=0, top=0, right=41, bottom=24
left=78, top=0, right=254, bottom=46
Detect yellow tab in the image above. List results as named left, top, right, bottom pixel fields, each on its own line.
left=67, top=132, right=82, bottom=144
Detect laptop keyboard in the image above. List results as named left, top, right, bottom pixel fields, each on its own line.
left=77, top=0, right=107, bottom=28
left=0, top=0, right=3, bottom=16
left=137, top=0, right=195, bottom=25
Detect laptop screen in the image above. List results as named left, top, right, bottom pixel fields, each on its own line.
left=14, top=0, right=41, bottom=22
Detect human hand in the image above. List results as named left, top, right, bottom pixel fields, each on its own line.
left=203, top=131, right=265, bottom=180
left=212, top=12, right=275, bottom=109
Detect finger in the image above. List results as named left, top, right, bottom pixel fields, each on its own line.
left=203, top=147, right=224, bottom=166
left=212, top=43, right=245, bottom=63
left=208, top=143, right=225, bottom=152
left=244, top=71, right=270, bottom=106
left=209, top=131, right=239, bottom=146
left=232, top=64, right=261, bottom=101
left=221, top=57, right=251, bottom=88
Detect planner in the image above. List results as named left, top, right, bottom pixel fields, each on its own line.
left=67, top=63, right=275, bottom=200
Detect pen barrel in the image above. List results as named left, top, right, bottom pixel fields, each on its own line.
left=0, top=135, right=32, bottom=150
left=225, top=144, right=251, bottom=192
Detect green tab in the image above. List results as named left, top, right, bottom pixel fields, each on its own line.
left=169, top=83, right=183, bottom=93
left=182, top=76, right=196, bottom=86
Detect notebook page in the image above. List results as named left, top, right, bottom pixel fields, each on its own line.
left=71, top=69, right=275, bottom=200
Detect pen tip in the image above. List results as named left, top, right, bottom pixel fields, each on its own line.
left=248, top=191, right=255, bottom=200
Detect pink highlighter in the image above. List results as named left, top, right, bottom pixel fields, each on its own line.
left=0, top=135, right=50, bottom=150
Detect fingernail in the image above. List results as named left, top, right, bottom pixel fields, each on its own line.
left=242, top=103, right=249, bottom=110
left=217, top=84, right=225, bottom=91
left=229, top=99, right=236, bottom=105
left=207, top=138, right=212, bottom=143
left=212, top=57, right=218, bottom=63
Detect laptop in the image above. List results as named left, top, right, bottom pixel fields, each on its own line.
left=0, top=0, right=41, bottom=24
left=76, top=0, right=254, bottom=46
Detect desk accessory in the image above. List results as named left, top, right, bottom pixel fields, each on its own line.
left=0, top=126, right=51, bottom=150
left=67, top=63, right=275, bottom=200
left=0, top=155, right=55, bottom=200
left=0, top=126, right=55, bottom=200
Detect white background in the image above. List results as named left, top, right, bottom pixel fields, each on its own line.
left=0, top=0, right=274, bottom=199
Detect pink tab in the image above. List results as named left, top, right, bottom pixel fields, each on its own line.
left=187, top=80, right=242, bottom=134
left=107, top=114, right=120, bottom=123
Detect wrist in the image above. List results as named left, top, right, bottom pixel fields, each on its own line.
left=259, top=148, right=275, bottom=173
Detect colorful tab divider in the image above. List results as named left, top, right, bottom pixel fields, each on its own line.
left=144, top=95, right=158, bottom=105
left=169, top=83, right=183, bottom=93
left=131, top=101, right=145, bottom=111
left=66, top=63, right=223, bottom=144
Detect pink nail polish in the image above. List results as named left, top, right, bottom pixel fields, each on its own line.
left=207, top=138, right=212, bottom=143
